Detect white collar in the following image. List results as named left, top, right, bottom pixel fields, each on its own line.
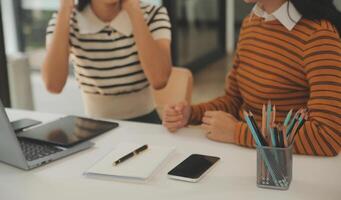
left=252, top=1, right=302, bottom=31
left=76, top=5, right=133, bottom=36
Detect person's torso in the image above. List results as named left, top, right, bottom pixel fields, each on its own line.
left=235, top=16, right=334, bottom=123
left=60, top=3, right=169, bottom=119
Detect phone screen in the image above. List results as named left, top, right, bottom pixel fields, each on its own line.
left=168, top=154, right=220, bottom=179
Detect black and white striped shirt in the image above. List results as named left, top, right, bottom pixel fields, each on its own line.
left=46, top=3, right=171, bottom=119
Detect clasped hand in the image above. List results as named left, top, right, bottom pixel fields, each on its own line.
left=163, top=102, right=238, bottom=144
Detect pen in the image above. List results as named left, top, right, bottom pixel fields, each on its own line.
left=113, top=144, right=148, bottom=166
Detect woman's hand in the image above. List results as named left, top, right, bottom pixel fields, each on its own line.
left=163, top=102, right=192, bottom=133
left=202, top=111, right=238, bottom=144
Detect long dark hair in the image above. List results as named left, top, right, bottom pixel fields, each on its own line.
left=77, top=0, right=91, bottom=12
left=290, top=0, right=341, bottom=37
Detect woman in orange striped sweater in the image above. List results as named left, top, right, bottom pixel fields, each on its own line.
left=163, top=0, right=341, bottom=157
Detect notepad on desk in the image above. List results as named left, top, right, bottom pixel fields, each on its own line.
left=84, top=143, right=175, bottom=181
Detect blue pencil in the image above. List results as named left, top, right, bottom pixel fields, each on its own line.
left=284, top=109, right=293, bottom=127
left=244, top=111, right=281, bottom=187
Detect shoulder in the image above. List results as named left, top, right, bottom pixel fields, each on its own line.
left=303, top=19, right=341, bottom=68
left=299, top=19, right=340, bottom=41
left=140, top=2, right=169, bottom=20
left=238, top=14, right=260, bottom=33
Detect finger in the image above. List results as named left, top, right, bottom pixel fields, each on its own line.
left=204, top=111, right=218, bottom=118
left=207, top=131, right=234, bottom=143
left=202, top=116, right=214, bottom=125
left=163, top=121, right=184, bottom=130
left=164, top=104, right=175, bottom=110
left=163, top=115, right=184, bottom=123
left=201, top=123, right=212, bottom=133
left=164, top=104, right=178, bottom=112
left=174, top=105, right=184, bottom=113
left=175, top=101, right=187, bottom=112
left=165, top=109, right=182, bottom=117
left=166, top=126, right=180, bottom=133
left=225, top=114, right=238, bottom=122
left=168, top=128, right=178, bottom=133
left=207, top=132, right=220, bottom=141
left=206, top=130, right=225, bottom=141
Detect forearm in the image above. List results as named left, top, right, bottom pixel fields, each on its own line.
left=42, top=6, right=72, bottom=93
left=291, top=120, right=340, bottom=157
left=126, top=5, right=171, bottom=89
left=190, top=94, right=242, bottom=125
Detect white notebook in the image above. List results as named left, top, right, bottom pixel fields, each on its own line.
left=84, top=143, right=174, bottom=181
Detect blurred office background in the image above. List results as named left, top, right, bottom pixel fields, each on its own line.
left=1, top=0, right=340, bottom=115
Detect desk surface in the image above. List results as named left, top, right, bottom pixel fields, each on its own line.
left=1, top=109, right=340, bottom=200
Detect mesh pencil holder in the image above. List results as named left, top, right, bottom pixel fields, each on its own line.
left=256, top=145, right=293, bottom=190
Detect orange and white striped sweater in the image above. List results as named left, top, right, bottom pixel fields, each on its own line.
left=190, top=16, right=341, bottom=157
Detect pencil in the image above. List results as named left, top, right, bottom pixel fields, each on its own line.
left=273, top=125, right=279, bottom=147
left=244, top=111, right=281, bottom=186
left=282, top=126, right=288, bottom=147
left=288, top=119, right=300, bottom=145
left=249, top=111, right=267, bottom=146
left=262, top=104, right=267, bottom=140
left=289, top=113, right=307, bottom=145
left=286, top=109, right=301, bottom=137
left=272, top=105, right=276, bottom=125
left=267, top=101, right=272, bottom=137
left=244, top=111, right=263, bottom=147
left=284, top=109, right=293, bottom=127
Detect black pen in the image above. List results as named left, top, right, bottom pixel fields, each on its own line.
left=113, top=145, right=148, bottom=166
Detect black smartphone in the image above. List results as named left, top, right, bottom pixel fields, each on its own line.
left=11, top=118, right=42, bottom=133
left=168, top=154, right=220, bottom=182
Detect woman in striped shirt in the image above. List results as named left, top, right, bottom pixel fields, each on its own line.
left=43, top=0, right=172, bottom=124
left=163, top=0, right=341, bottom=156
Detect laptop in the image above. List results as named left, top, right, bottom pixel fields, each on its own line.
left=0, top=101, right=94, bottom=170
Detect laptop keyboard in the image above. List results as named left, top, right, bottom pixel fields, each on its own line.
left=19, top=139, right=63, bottom=161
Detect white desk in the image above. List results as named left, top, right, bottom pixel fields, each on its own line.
left=1, top=109, right=340, bottom=200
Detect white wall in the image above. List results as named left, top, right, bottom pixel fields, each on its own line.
left=1, top=0, right=19, bottom=54
left=226, top=0, right=235, bottom=54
